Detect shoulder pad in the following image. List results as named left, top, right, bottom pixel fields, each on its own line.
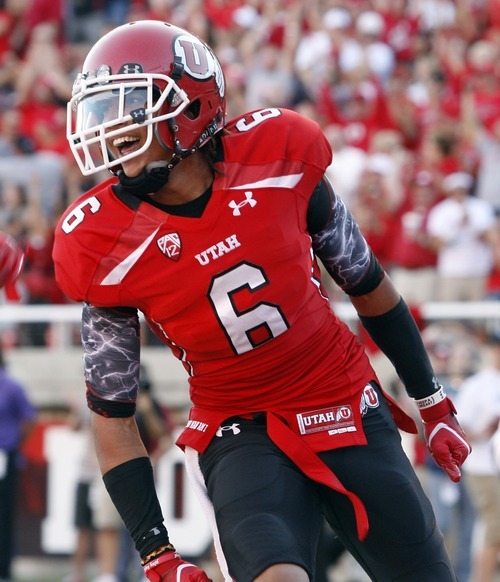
left=225, top=108, right=332, bottom=172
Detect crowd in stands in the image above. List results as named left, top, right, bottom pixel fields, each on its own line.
left=0, top=0, right=498, bottom=346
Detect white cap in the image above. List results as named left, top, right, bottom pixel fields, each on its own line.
left=365, top=153, right=394, bottom=175
left=323, top=8, right=352, bottom=30
left=356, top=11, right=384, bottom=36
left=233, top=5, right=261, bottom=28
left=442, top=172, right=474, bottom=192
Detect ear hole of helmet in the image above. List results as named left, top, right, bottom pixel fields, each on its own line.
left=154, top=82, right=224, bottom=156
left=184, top=99, right=201, bottom=120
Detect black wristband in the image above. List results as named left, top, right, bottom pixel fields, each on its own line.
left=103, top=457, right=170, bottom=559
left=358, top=298, right=439, bottom=399
left=87, top=388, right=136, bottom=417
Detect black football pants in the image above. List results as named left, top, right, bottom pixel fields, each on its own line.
left=198, top=390, right=457, bottom=582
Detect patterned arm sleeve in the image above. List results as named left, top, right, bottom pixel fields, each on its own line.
left=81, top=303, right=141, bottom=403
left=310, top=177, right=374, bottom=293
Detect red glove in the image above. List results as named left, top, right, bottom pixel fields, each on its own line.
left=143, top=549, right=212, bottom=582
left=0, top=232, right=24, bottom=300
left=416, top=387, right=471, bottom=482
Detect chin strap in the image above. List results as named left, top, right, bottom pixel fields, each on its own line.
left=116, top=158, right=183, bottom=196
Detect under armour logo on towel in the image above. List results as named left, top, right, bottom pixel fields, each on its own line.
left=216, top=423, right=241, bottom=437
left=228, top=191, right=257, bottom=216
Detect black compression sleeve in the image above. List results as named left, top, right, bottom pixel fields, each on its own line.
left=346, top=249, right=385, bottom=296
left=308, top=177, right=384, bottom=294
left=358, top=298, right=440, bottom=399
left=82, top=304, right=141, bottom=405
left=307, top=178, right=333, bottom=234
left=86, top=388, right=136, bottom=417
left=102, top=457, right=170, bottom=559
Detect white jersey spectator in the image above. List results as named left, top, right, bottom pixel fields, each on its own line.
left=426, top=172, right=497, bottom=300
left=455, top=335, right=500, bottom=582
left=472, top=118, right=500, bottom=216
left=294, top=7, right=353, bottom=88
left=339, top=11, right=395, bottom=86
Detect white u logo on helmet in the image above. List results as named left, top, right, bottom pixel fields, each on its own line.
left=174, top=35, right=225, bottom=97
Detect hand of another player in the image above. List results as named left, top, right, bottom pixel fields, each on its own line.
left=0, top=232, right=24, bottom=300
left=420, top=395, right=471, bottom=482
left=143, top=550, right=212, bottom=582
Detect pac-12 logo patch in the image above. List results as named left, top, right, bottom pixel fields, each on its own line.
left=157, top=232, right=181, bottom=261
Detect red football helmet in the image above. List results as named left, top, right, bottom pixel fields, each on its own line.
left=67, top=20, right=226, bottom=176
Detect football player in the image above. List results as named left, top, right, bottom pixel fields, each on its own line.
left=53, top=20, right=471, bottom=582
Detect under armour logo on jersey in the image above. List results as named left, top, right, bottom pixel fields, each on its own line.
left=157, top=232, right=181, bottom=261
left=228, top=191, right=257, bottom=216
left=216, top=423, right=241, bottom=437
left=119, top=63, right=144, bottom=74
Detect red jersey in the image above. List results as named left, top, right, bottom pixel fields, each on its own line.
left=53, top=108, right=377, bottom=451
left=390, top=209, right=437, bottom=269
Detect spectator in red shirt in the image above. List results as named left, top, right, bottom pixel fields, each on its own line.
left=10, top=0, right=65, bottom=55
left=389, top=170, right=439, bottom=304
left=317, top=75, right=395, bottom=151
left=379, top=0, right=421, bottom=64
left=350, top=162, right=398, bottom=269
left=203, top=0, right=245, bottom=38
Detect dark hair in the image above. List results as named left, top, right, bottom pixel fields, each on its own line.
left=201, top=130, right=230, bottom=174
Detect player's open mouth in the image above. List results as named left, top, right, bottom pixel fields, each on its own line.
left=113, top=135, right=141, bottom=156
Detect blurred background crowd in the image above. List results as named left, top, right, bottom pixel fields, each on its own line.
left=0, top=0, right=500, bottom=343
left=0, top=0, right=498, bottom=335
left=1, top=0, right=500, bottom=580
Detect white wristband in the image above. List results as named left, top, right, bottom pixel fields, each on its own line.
left=414, top=386, right=446, bottom=410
